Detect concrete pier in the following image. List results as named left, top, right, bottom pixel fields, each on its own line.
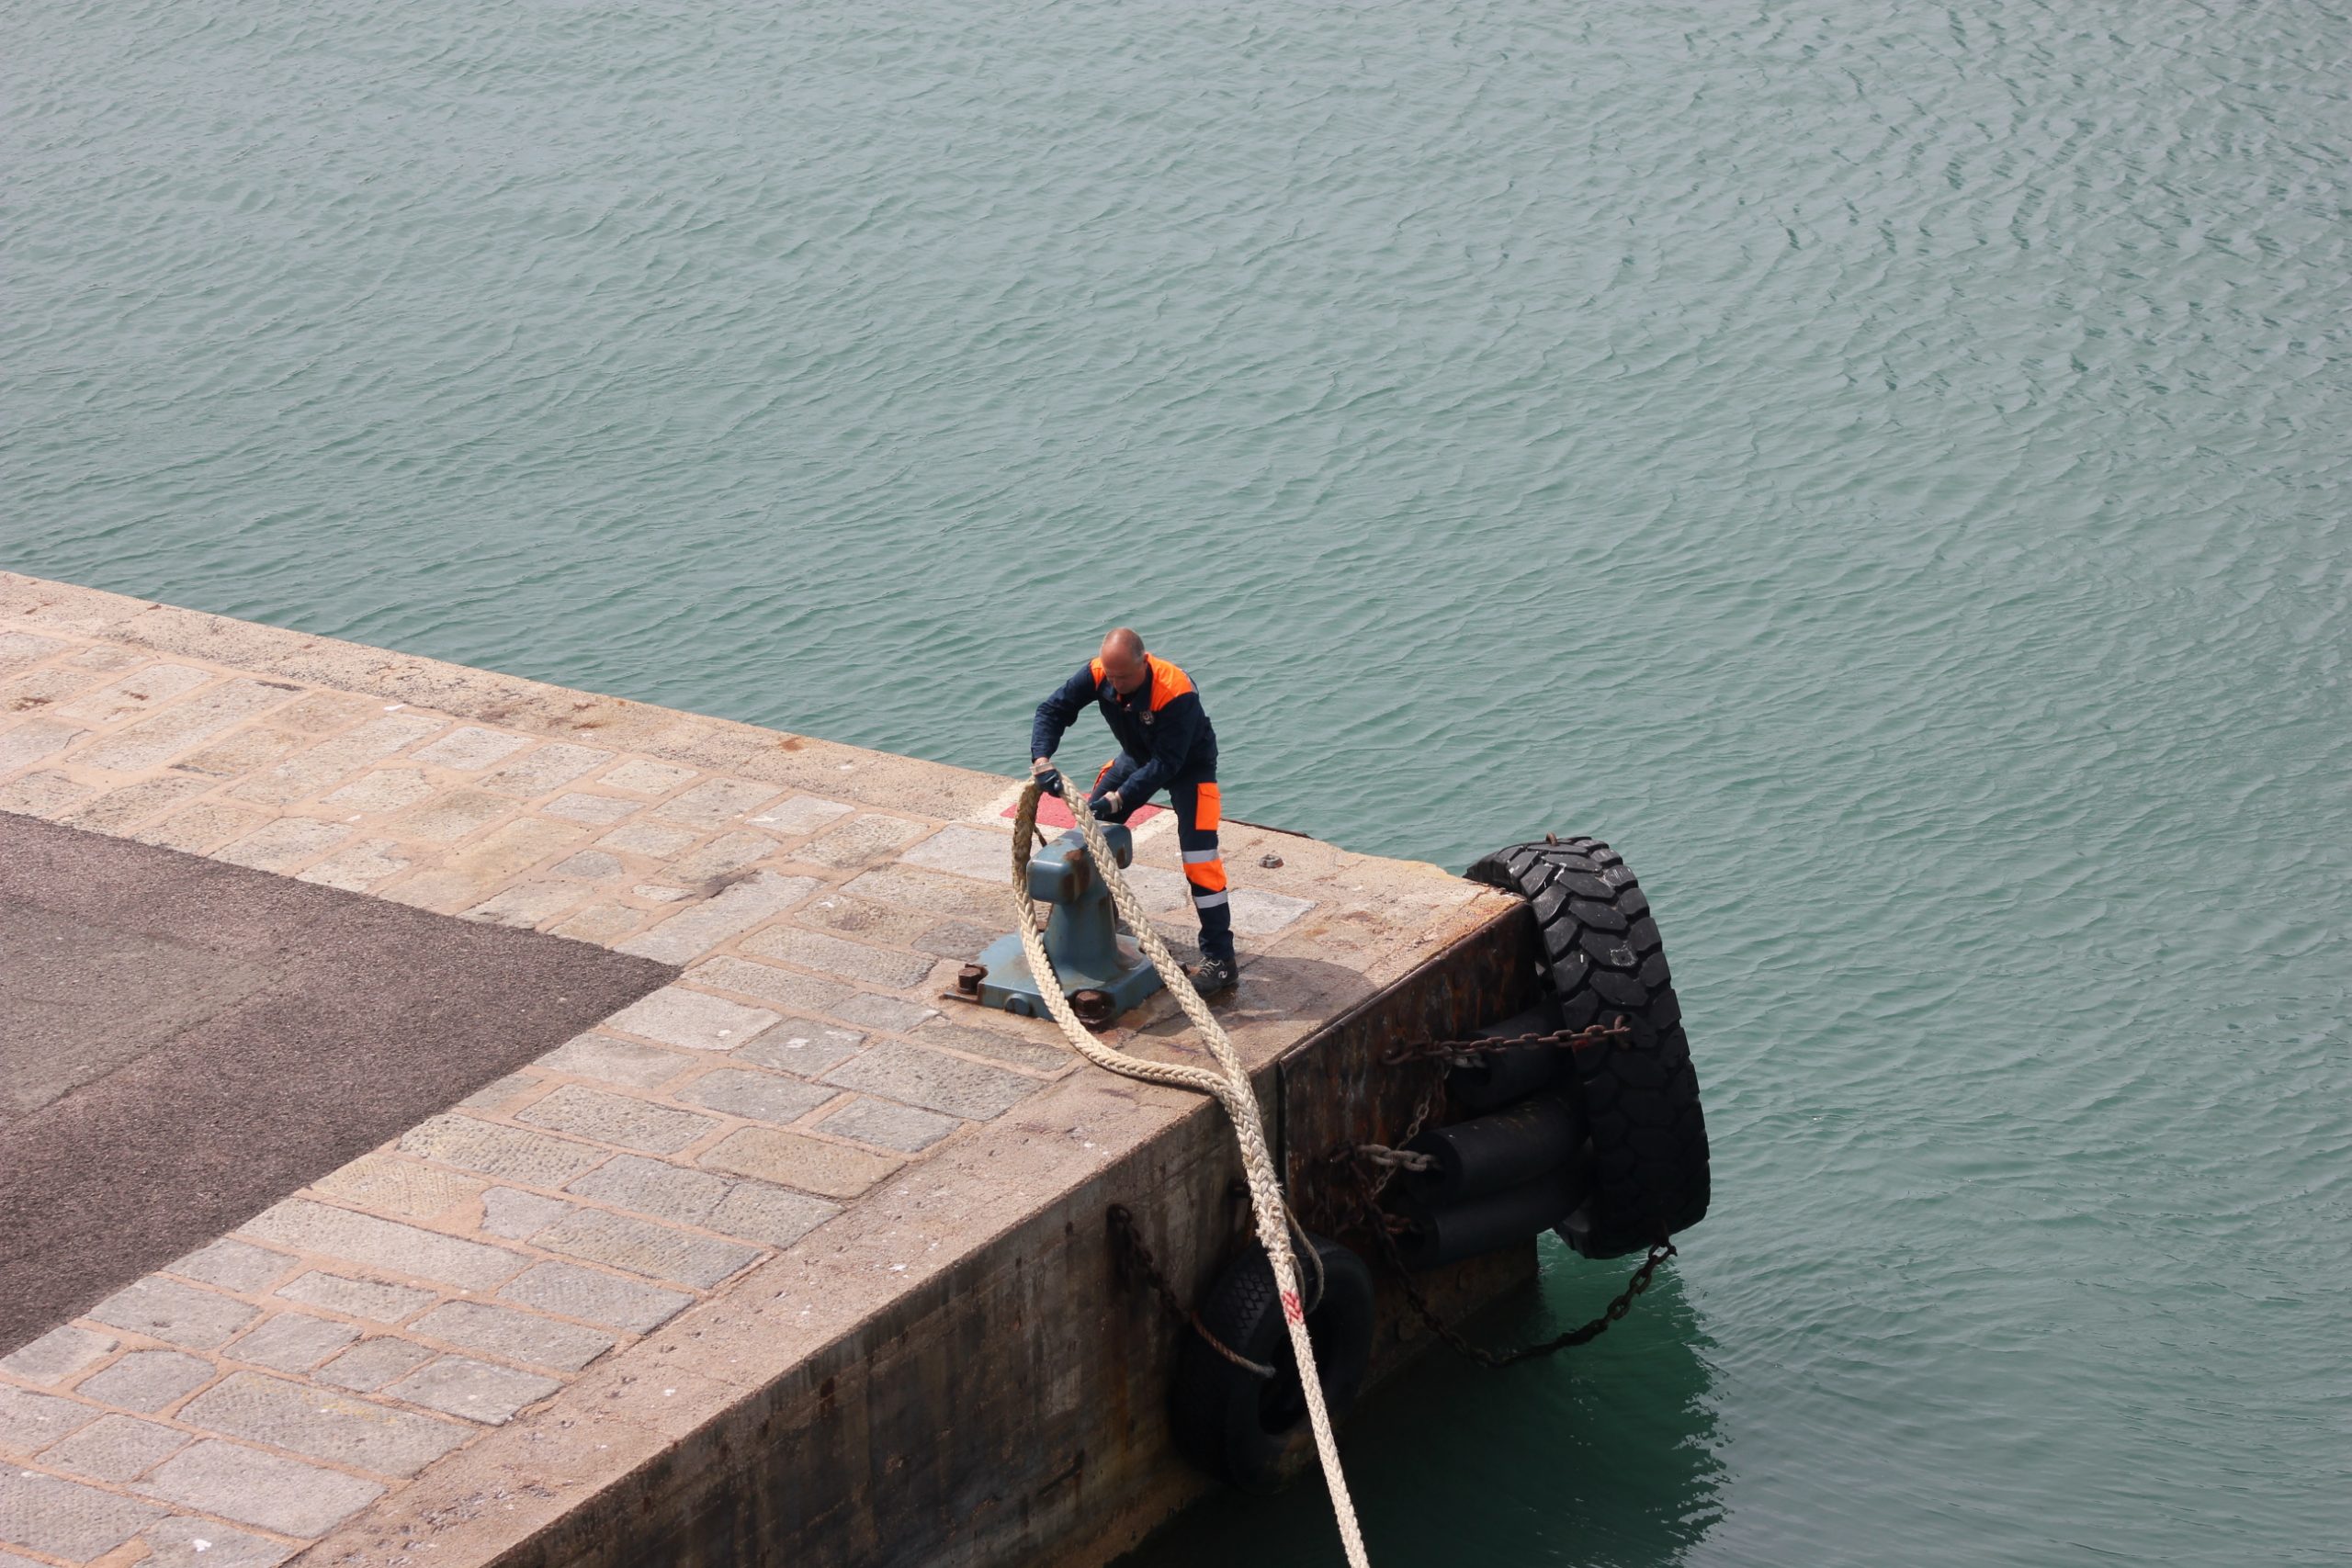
left=0, top=573, right=1532, bottom=1568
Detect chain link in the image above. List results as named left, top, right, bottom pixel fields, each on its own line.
left=1345, top=1162, right=1676, bottom=1367
left=1105, top=1203, right=1276, bottom=1380
left=1380, top=1016, right=1634, bottom=1067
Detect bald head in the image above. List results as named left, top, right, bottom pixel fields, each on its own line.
left=1099, top=626, right=1148, bottom=694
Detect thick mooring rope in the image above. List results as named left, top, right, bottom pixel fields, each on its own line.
left=1009, top=783, right=1372, bottom=1568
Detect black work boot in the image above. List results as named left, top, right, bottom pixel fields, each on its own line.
left=1189, top=953, right=1238, bottom=996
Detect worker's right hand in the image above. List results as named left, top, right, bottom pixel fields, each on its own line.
left=1031, top=759, right=1064, bottom=798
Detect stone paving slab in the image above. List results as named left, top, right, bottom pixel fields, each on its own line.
left=0, top=573, right=1507, bottom=1567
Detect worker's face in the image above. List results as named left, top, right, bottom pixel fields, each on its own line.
left=1101, top=643, right=1148, bottom=695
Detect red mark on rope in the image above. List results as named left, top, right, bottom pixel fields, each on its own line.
left=1282, top=1290, right=1306, bottom=1325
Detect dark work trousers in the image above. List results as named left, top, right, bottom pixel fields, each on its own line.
left=1089, top=754, right=1234, bottom=963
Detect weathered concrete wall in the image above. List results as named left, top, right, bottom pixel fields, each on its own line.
left=484, top=904, right=1538, bottom=1568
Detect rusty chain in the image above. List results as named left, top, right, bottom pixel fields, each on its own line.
left=1381, top=1016, right=1634, bottom=1067
left=1345, top=1162, right=1676, bottom=1367
left=1105, top=1203, right=1276, bottom=1380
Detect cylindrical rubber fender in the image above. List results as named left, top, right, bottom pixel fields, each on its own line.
left=1404, top=1092, right=1582, bottom=1205
left=1169, top=1234, right=1375, bottom=1494
left=1392, top=1165, right=1584, bottom=1270
left=1468, top=835, right=1710, bottom=1258
left=1443, top=1000, right=1565, bottom=1112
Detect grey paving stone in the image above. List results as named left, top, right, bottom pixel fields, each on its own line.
left=615, top=871, right=819, bottom=964
left=399, top=1112, right=607, bottom=1186
left=479, top=1187, right=576, bottom=1240
left=387, top=787, right=512, bottom=842
left=228, top=1314, right=360, bottom=1373
left=910, top=1016, right=1069, bottom=1071
left=55, top=662, right=213, bottom=721
left=914, top=919, right=996, bottom=960
left=705, top=1183, right=841, bottom=1248
left=0, top=768, right=92, bottom=818
left=294, top=836, right=411, bottom=891
left=674, top=1066, right=835, bottom=1125
left=386, top=1356, right=560, bottom=1426
left=822, top=1040, right=1046, bottom=1121
left=179, top=1371, right=469, bottom=1477
left=78, top=680, right=297, bottom=773
left=0, top=1382, right=100, bottom=1455
left=456, top=1072, right=542, bottom=1112
left=318, top=1337, right=437, bottom=1393
left=898, top=825, right=1019, bottom=882
left=550, top=849, right=625, bottom=879
left=240, top=1200, right=526, bottom=1292
left=0, top=716, right=85, bottom=774
left=602, top=985, right=779, bottom=1052
left=0, top=1325, right=116, bottom=1386
left=497, top=1263, right=692, bottom=1334
left=462, top=877, right=587, bottom=929
left=225, top=711, right=443, bottom=804
left=215, top=816, right=356, bottom=872
left=699, top=1127, right=901, bottom=1201
left=599, top=758, right=696, bottom=794
left=744, top=795, right=854, bottom=834
left=651, top=777, right=782, bottom=829
left=540, top=1031, right=694, bottom=1089
left=0, top=1465, right=170, bottom=1559
left=741, top=926, right=937, bottom=989
left=480, top=742, right=613, bottom=799
left=530, top=1209, right=760, bottom=1290
left=518, top=1085, right=718, bottom=1155
left=139, top=1438, right=385, bottom=1537
left=38, top=1413, right=190, bottom=1482
left=737, top=1019, right=865, bottom=1075
left=797, top=813, right=929, bottom=869
left=132, top=798, right=269, bottom=852
left=0, top=629, right=68, bottom=672
left=831, top=992, right=941, bottom=1033
left=166, top=1239, right=296, bottom=1294
left=87, top=1276, right=258, bottom=1350
left=845, top=863, right=1011, bottom=921
left=668, top=829, right=778, bottom=882
left=271, top=1272, right=435, bottom=1325
left=689, top=955, right=851, bottom=1015
left=76, top=1350, right=217, bottom=1413
left=540, top=790, right=639, bottom=823
left=175, top=725, right=306, bottom=778
left=562, top=1155, right=728, bottom=1226
left=319, top=768, right=436, bottom=811
left=140, top=1514, right=299, bottom=1568
left=410, top=725, right=531, bottom=771
left=596, top=819, right=697, bottom=857
left=58, top=775, right=212, bottom=833
left=410, top=1301, right=615, bottom=1373
left=796, top=892, right=931, bottom=945
left=814, top=1097, right=961, bottom=1154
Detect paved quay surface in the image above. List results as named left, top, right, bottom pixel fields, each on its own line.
left=0, top=572, right=1509, bottom=1568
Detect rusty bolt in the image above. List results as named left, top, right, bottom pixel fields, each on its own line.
left=956, top=964, right=987, bottom=997
left=1071, top=989, right=1115, bottom=1028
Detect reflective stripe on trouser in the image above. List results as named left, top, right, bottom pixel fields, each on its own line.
left=1091, top=759, right=1234, bottom=963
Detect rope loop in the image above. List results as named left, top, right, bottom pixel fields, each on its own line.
left=1009, top=784, right=1372, bottom=1568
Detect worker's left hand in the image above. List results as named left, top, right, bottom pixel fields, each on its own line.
left=1091, top=791, right=1123, bottom=820
left=1031, top=760, right=1064, bottom=798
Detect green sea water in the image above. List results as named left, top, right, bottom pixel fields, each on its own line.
left=6, top=1, right=2346, bottom=1562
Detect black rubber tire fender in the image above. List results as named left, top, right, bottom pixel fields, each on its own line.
left=1467, top=835, right=1710, bottom=1258
left=1169, top=1234, right=1375, bottom=1493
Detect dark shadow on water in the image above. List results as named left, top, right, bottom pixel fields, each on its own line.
left=1114, top=1244, right=1723, bottom=1567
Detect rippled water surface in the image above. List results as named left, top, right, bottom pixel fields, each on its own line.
left=6, top=1, right=2348, bottom=1562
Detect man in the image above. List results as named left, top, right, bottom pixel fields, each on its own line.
left=1030, top=627, right=1237, bottom=995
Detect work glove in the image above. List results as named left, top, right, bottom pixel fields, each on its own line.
left=1031, top=760, right=1064, bottom=798
left=1091, top=790, right=1123, bottom=820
